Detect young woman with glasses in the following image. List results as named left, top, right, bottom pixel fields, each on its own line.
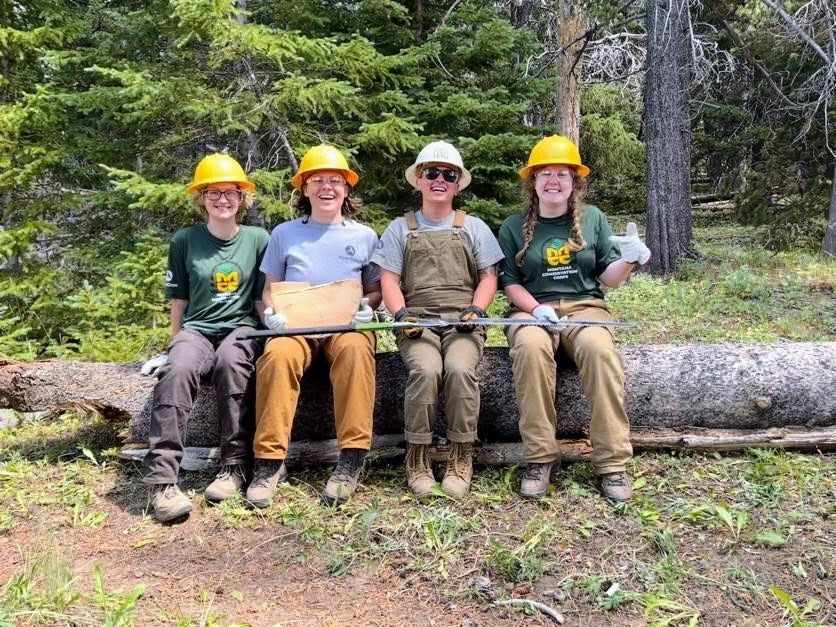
left=497, top=134, right=651, bottom=502
left=247, top=144, right=382, bottom=508
left=372, top=141, right=505, bottom=499
left=140, top=153, right=269, bottom=522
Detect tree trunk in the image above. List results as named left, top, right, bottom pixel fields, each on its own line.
left=644, top=0, right=694, bottom=274
left=823, top=161, right=836, bottom=257
left=552, top=0, right=590, bottom=143
left=119, top=425, right=836, bottom=470
left=2, top=343, right=834, bottom=447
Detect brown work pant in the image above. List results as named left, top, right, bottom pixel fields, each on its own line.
left=396, top=327, right=485, bottom=444
left=505, top=299, right=632, bottom=474
left=253, top=331, right=375, bottom=459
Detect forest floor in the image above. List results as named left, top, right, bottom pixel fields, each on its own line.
left=1, top=214, right=836, bottom=626
left=0, top=414, right=834, bottom=626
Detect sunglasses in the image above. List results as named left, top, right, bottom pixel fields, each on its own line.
left=421, top=167, right=460, bottom=183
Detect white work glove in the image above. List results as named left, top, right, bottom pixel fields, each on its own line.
left=352, top=297, right=374, bottom=324
left=531, top=305, right=569, bottom=332
left=609, top=222, right=651, bottom=265
left=140, top=354, right=168, bottom=376
left=263, top=307, right=287, bottom=330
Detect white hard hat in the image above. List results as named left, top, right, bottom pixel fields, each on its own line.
left=405, top=141, right=472, bottom=190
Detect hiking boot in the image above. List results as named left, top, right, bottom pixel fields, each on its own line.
left=600, top=471, right=633, bottom=502
left=322, top=448, right=367, bottom=506
left=519, top=461, right=557, bottom=500
left=441, top=442, right=473, bottom=498
left=204, top=464, right=248, bottom=503
left=245, top=459, right=287, bottom=509
left=405, top=443, right=437, bottom=499
left=148, top=484, right=192, bottom=522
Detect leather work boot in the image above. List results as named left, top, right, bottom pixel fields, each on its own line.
left=245, top=460, right=288, bottom=509
left=204, top=464, right=248, bottom=503
left=148, top=484, right=192, bottom=522
left=441, top=442, right=473, bottom=498
left=322, top=448, right=367, bottom=506
left=405, top=443, right=437, bottom=499
left=600, top=471, right=633, bottom=502
left=519, top=461, right=557, bottom=500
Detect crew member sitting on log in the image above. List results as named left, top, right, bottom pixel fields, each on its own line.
left=498, top=135, right=651, bottom=502
left=247, top=145, right=381, bottom=508
left=372, top=141, right=505, bottom=499
left=140, top=153, right=269, bottom=522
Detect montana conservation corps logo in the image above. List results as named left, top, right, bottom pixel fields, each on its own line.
left=543, top=238, right=571, bottom=267
left=212, top=261, right=243, bottom=294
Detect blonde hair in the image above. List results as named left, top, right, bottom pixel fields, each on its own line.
left=514, top=169, right=588, bottom=267
left=191, top=186, right=255, bottom=223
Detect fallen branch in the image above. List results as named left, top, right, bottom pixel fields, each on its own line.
left=118, top=425, right=836, bottom=471
left=495, top=598, right=565, bottom=624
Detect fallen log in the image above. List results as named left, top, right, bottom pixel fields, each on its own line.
left=118, top=425, right=836, bottom=470
left=1, top=343, right=835, bottom=447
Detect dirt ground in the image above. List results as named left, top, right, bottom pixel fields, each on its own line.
left=1, top=416, right=835, bottom=626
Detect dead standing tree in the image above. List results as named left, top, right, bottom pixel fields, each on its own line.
left=757, top=0, right=836, bottom=257
left=644, top=0, right=695, bottom=274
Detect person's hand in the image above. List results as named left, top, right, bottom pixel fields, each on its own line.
left=140, top=354, right=168, bottom=376
left=352, top=298, right=374, bottom=324
left=609, top=222, right=651, bottom=265
left=263, top=307, right=287, bottom=330
left=394, top=307, right=423, bottom=339
left=531, top=305, right=570, bottom=332
left=456, top=305, right=486, bottom=333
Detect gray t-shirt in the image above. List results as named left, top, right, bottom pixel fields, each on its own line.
left=261, top=216, right=380, bottom=286
left=372, top=210, right=504, bottom=275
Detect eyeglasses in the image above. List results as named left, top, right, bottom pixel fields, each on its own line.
left=306, top=175, right=347, bottom=187
left=534, top=169, right=574, bottom=182
left=421, top=167, right=460, bottom=183
left=203, top=189, right=243, bottom=202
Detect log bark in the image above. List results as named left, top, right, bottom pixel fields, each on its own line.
left=118, top=425, right=836, bottom=471
left=2, top=343, right=835, bottom=448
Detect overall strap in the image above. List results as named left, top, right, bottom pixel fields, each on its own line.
left=405, top=211, right=420, bottom=231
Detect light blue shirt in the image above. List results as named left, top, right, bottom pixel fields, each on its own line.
left=261, top=216, right=381, bottom=286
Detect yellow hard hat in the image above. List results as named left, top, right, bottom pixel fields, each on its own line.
left=290, top=145, right=359, bottom=190
left=519, top=135, right=590, bottom=179
left=186, top=153, right=255, bottom=194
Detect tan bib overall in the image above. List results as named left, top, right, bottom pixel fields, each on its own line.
left=396, top=210, right=486, bottom=444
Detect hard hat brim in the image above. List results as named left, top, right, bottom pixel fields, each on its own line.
left=405, top=164, right=472, bottom=190
left=291, top=168, right=360, bottom=190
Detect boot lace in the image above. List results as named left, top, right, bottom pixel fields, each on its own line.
left=523, top=463, right=548, bottom=482
left=450, top=444, right=472, bottom=477
left=251, top=461, right=282, bottom=489
left=151, top=484, right=179, bottom=500
left=601, top=472, right=627, bottom=487
left=332, top=451, right=361, bottom=484
left=215, top=464, right=245, bottom=481
left=407, top=446, right=432, bottom=478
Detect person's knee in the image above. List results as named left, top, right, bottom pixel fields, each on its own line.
left=257, top=339, right=303, bottom=375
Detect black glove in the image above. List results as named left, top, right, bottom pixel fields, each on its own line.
left=394, top=307, right=423, bottom=339
left=456, top=305, right=486, bottom=333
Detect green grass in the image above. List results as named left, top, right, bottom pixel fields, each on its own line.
left=1, top=224, right=835, bottom=624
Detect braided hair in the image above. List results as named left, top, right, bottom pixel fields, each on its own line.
left=514, top=169, right=588, bottom=267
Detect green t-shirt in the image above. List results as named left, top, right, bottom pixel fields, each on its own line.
left=164, top=224, right=269, bottom=335
left=498, top=204, right=621, bottom=302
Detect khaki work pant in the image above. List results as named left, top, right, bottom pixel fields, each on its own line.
left=505, top=299, right=632, bottom=474
left=253, top=331, right=375, bottom=459
left=396, top=327, right=485, bottom=444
